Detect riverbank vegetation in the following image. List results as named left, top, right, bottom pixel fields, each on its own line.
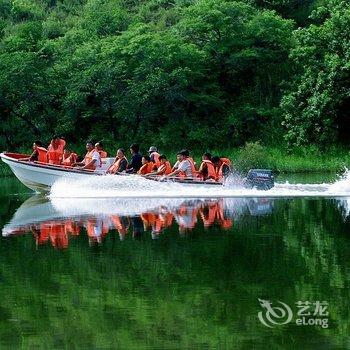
left=1, top=142, right=349, bottom=175
left=187, top=142, right=350, bottom=173
left=0, top=0, right=349, bottom=170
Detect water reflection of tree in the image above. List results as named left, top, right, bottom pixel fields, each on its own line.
left=0, top=198, right=349, bottom=348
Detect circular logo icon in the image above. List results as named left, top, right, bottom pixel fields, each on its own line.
left=258, top=298, right=293, bottom=328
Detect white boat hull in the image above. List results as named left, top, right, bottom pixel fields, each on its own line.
left=1, top=152, right=102, bottom=192
left=1, top=152, right=224, bottom=193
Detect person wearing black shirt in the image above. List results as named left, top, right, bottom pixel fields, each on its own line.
left=126, top=144, right=142, bottom=173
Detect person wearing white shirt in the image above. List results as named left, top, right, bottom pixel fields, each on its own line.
left=73, top=141, right=101, bottom=170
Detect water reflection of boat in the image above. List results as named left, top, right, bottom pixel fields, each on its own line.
left=2, top=196, right=274, bottom=248
left=247, top=198, right=274, bottom=216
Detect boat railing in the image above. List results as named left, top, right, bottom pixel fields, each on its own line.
left=8, top=155, right=222, bottom=184
left=14, top=159, right=99, bottom=174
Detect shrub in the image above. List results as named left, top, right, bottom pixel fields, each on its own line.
left=234, top=141, right=276, bottom=173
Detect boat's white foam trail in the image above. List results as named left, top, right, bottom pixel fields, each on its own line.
left=48, top=197, right=257, bottom=218
left=49, top=170, right=350, bottom=198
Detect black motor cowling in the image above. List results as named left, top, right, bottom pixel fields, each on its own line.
left=245, top=169, right=274, bottom=190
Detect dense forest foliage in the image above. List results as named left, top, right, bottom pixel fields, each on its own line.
left=0, top=0, right=349, bottom=153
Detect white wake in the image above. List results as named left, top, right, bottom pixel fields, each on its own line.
left=48, top=170, right=350, bottom=199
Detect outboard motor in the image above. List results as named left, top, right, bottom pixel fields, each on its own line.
left=245, top=169, right=274, bottom=190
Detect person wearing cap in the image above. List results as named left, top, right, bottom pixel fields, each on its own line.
left=167, top=150, right=196, bottom=178
left=148, top=146, right=160, bottom=168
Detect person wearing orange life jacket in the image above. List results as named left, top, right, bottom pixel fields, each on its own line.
left=171, top=149, right=196, bottom=172
left=19, top=140, right=48, bottom=163
left=47, top=135, right=66, bottom=165
left=72, top=141, right=102, bottom=170
left=137, top=155, right=155, bottom=175
left=61, top=149, right=77, bottom=167
left=167, top=150, right=196, bottom=178
left=212, top=156, right=232, bottom=182
left=148, top=146, right=160, bottom=168
left=198, top=153, right=216, bottom=181
left=107, top=148, right=128, bottom=174
left=149, top=155, right=172, bottom=176
left=95, top=141, right=108, bottom=158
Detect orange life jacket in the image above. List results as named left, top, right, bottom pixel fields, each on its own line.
left=178, top=158, right=197, bottom=178
left=215, top=158, right=231, bottom=181
left=157, top=161, right=172, bottom=175
left=199, top=160, right=216, bottom=180
left=84, top=150, right=101, bottom=170
left=59, top=139, right=66, bottom=149
left=188, top=157, right=196, bottom=166
left=109, top=156, right=128, bottom=174
left=61, top=152, right=77, bottom=166
left=138, top=162, right=154, bottom=175
left=150, top=151, right=161, bottom=168
left=98, top=150, right=107, bottom=158
left=220, top=157, right=232, bottom=166
left=47, top=140, right=65, bottom=165
left=188, top=157, right=197, bottom=176
left=36, top=146, right=48, bottom=163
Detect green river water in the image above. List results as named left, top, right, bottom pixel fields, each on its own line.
left=0, top=176, right=349, bottom=349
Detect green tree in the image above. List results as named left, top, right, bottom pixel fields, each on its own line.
left=281, top=0, right=350, bottom=147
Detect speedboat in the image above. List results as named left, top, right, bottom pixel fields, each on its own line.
left=0, top=152, right=275, bottom=193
